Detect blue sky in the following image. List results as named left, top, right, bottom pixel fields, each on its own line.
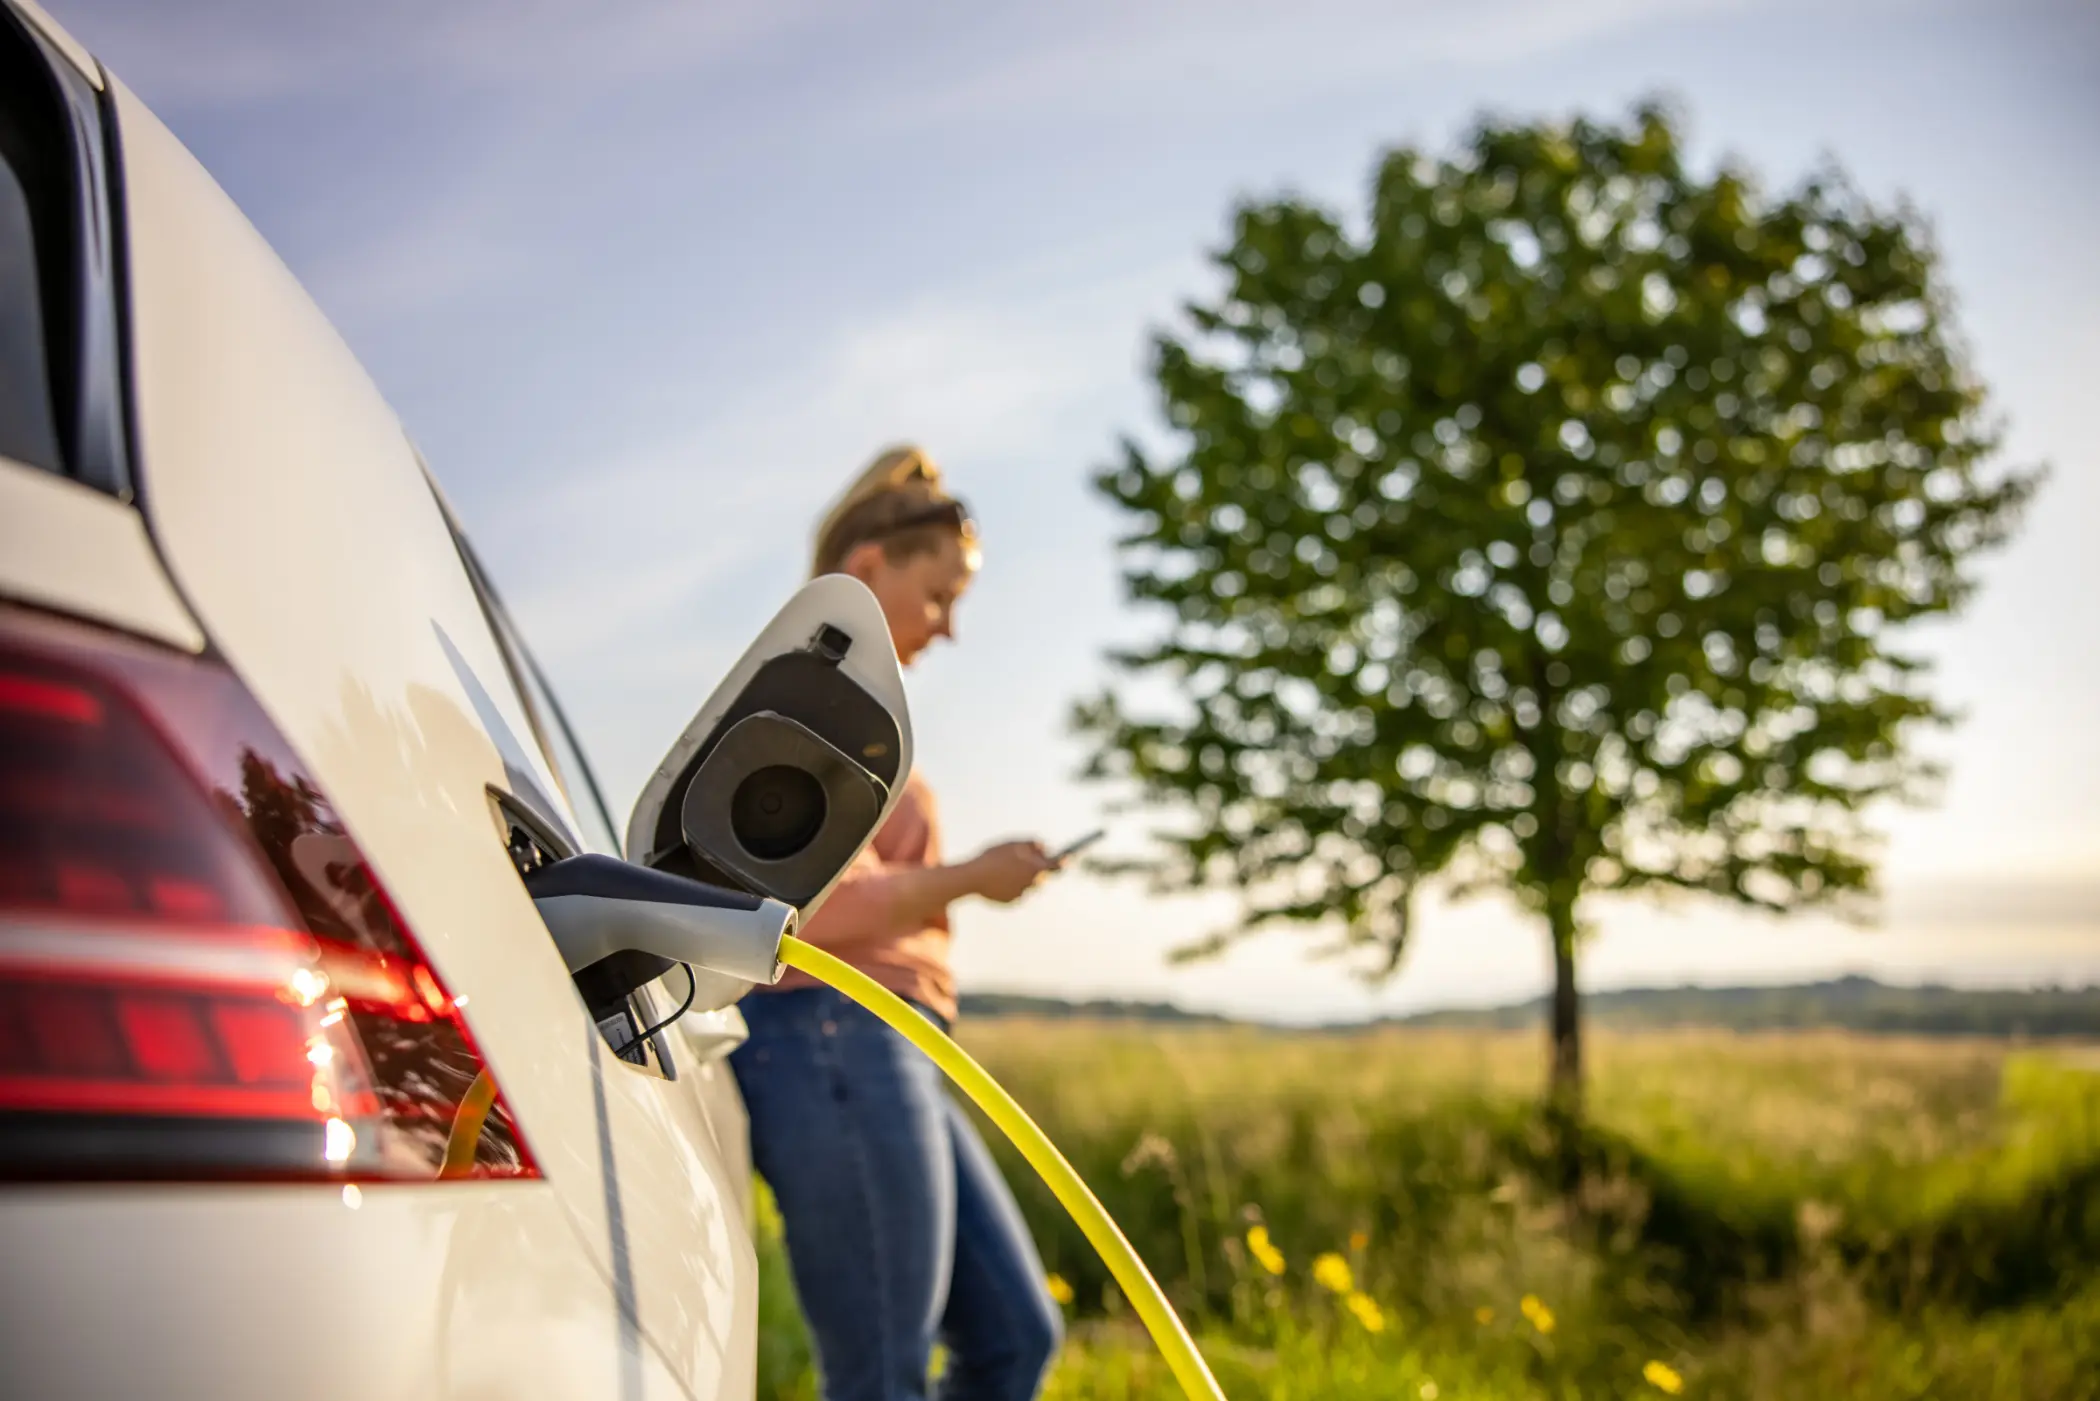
left=56, top=0, right=2100, bottom=1019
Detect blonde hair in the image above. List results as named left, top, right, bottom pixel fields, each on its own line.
left=810, top=444, right=980, bottom=578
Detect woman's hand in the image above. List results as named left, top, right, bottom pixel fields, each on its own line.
left=832, top=841, right=1058, bottom=928
left=966, top=840, right=1056, bottom=904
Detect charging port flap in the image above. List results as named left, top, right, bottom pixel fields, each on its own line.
left=625, top=576, right=913, bottom=920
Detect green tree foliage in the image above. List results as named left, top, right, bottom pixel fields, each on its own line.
left=1076, top=103, right=2035, bottom=1107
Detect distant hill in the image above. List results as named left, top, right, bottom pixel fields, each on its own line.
left=1392, top=975, right=2100, bottom=1038
left=958, top=992, right=1230, bottom=1024
left=960, top=976, right=2100, bottom=1038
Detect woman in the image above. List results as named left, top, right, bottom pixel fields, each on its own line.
left=730, top=446, right=1064, bottom=1401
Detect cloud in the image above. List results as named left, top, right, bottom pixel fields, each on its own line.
left=303, top=185, right=541, bottom=323
left=876, top=0, right=1763, bottom=131
left=62, top=0, right=1791, bottom=121
left=56, top=0, right=824, bottom=107
left=482, top=257, right=1172, bottom=670
left=66, top=0, right=1772, bottom=324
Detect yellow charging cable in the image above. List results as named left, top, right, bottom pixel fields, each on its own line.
left=778, top=934, right=1227, bottom=1401
left=441, top=1066, right=499, bottom=1177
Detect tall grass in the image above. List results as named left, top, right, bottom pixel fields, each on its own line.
left=755, top=1027, right=2100, bottom=1399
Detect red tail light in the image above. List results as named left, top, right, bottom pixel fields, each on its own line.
left=0, top=604, right=536, bottom=1182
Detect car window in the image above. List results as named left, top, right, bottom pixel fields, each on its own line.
left=0, top=18, right=68, bottom=475
left=0, top=10, right=130, bottom=496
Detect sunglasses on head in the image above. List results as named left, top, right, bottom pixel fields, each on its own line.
left=867, top=497, right=975, bottom=540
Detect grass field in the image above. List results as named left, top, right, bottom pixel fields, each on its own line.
left=754, top=1026, right=2100, bottom=1399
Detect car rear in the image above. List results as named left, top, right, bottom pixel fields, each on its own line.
left=0, top=5, right=755, bottom=1397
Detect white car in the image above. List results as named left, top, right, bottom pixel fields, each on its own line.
left=0, top=4, right=913, bottom=1397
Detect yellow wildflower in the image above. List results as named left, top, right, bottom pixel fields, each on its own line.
left=1643, top=1360, right=1685, bottom=1395
left=1246, top=1225, right=1286, bottom=1276
left=1520, top=1293, right=1556, bottom=1335
left=1044, top=1273, right=1074, bottom=1307
left=1349, top=1230, right=1370, bottom=1252
left=1312, top=1252, right=1355, bottom=1295
left=1344, top=1290, right=1386, bottom=1333
left=1474, top=1306, right=1495, bottom=1325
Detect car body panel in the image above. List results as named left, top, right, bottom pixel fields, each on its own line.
left=0, top=1187, right=707, bottom=1401
left=0, top=457, right=204, bottom=651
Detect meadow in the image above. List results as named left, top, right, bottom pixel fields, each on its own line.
left=755, top=1026, right=2100, bottom=1400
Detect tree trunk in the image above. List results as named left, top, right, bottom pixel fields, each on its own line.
left=1547, top=891, right=1582, bottom=1119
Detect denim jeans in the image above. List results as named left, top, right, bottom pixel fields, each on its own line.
left=730, top=986, right=1062, bottom=1401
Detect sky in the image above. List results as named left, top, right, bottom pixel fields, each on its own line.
left=51, top=0, right=2100, bottom=1021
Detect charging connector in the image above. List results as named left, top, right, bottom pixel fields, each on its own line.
left=527, top=854, right=795, bottom=993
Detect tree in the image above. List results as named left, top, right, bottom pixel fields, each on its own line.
left=1075, top=103, right=2034, bottom=1113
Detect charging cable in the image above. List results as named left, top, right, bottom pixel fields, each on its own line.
left=778, top=934, right=1227, bottom=1401
left=440, top=1068, right=499, bottom=1178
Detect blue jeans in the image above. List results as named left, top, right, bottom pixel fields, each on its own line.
left=731, top=987, right=1062, bottom=1401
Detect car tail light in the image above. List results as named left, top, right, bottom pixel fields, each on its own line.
left=0, top=604, right=536, bottom=1181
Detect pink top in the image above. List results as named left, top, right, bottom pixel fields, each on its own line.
left=765, top=772, right=957, bottom=1023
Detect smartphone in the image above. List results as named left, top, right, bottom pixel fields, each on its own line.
left=1049, top=829, right=1106, bottom=864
